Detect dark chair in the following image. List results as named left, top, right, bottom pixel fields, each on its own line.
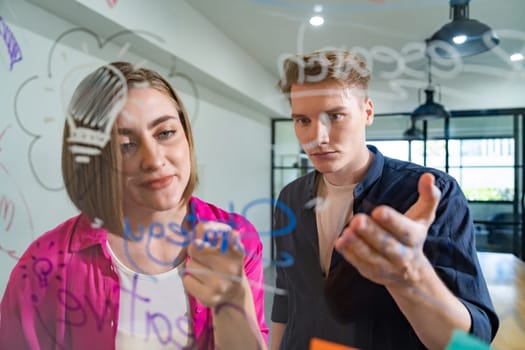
left=486, top=212, right=518, bottom=246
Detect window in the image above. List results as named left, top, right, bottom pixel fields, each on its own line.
left=449, top=138, right=514, bottom=201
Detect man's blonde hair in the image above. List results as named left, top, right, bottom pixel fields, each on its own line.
left=278, top=50, right=371, bottom=100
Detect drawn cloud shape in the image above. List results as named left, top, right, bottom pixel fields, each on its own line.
left=14, top=28, right=166, bottom=191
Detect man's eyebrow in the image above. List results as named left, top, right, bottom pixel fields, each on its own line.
left=325, top=107, right=346, bottom=114
left=291, top=114, right=307, bottom=119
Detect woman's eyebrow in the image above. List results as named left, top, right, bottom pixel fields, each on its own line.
left=117, top=115, right=178, bottom=135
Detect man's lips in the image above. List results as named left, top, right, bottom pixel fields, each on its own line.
left=310, top=151, right=337, bottom=157
left=141, top=175, right=174, bottom=190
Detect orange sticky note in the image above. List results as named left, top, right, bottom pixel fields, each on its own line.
left=310, top=338, right=360, bottom=350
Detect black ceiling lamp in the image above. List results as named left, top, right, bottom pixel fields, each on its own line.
left=411, top=45, right=451, bottom=121
left=427, top=0, right=499, bottom=58
left=403, top=118, right=424, bottom=141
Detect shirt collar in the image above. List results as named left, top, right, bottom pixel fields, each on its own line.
left=305, top=144, right=385, bottom=201
left=69, top=214, right=108, bottom=253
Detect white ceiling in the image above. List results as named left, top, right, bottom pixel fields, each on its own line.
left=186, top=0, right=525, bottom=111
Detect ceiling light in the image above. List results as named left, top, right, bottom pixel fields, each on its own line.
left=403, top=118, right=424, bottom=141
left=309, top=15, right=324, bottom=26
left=313, top=5, right=323, bottom=13
left=411, top=44, right=451, bottom=121
left=510, top=53, right=524, bottom=62
left=452, top=35, right=467, bottom=44
left=411, top=87, right=450, bottom=120
left=427, top=0, right=499, bottom=58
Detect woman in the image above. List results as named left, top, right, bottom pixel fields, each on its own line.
left=0, top=62, right=268, bottom=349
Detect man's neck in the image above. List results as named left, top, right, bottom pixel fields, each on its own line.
left=323, top=148, right=374, bottom=186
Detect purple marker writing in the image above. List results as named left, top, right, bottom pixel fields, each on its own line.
left=0, top=16, right=23, bottom=70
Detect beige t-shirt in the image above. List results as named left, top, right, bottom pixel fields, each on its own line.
left=316, top=175, right=357, bottom=276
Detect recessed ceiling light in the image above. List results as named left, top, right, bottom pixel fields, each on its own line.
left=309, top=15, right=324, bottom=26
left=510, top=53, right=524, bottom=62
left=313, top=5, right=323, bottom=13
left=452, top=35, right=467, bottom=44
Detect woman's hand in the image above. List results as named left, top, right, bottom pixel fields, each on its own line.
left=183, top=222, right=247, bottom=307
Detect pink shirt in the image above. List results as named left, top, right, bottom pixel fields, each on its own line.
left=0, top=196, right=268, bottom=349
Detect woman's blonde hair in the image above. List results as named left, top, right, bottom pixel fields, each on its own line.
left=62, top=61, right=198, bottom=235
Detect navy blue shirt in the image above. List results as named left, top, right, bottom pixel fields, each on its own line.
left=271, top=145, right=498, bottom=350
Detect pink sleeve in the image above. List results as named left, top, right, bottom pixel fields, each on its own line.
left=238, top=217, right=269, bottom=346
left=0, top=255, right=40, bottom=349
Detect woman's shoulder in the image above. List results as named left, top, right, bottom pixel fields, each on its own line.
left=4, top=215, right=82, bottom=293
left=18, top=215, right=82, bottom=261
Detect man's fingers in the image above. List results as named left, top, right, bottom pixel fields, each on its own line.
left=348, top=213, right=421, bottom=261
left=404, top=172, right=441, bottom=227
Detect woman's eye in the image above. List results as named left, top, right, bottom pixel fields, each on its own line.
left=120, top=142, right=137, bottom=153
left=157, top=130, right=176, bottom=140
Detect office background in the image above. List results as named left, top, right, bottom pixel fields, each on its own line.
left=1, top=2, right=524, bottom=345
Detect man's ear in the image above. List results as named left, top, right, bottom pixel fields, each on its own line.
left=364, top=98, right=374, bottom=126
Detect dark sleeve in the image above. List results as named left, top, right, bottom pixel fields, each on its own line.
left=424, top=175, right=499, bottom=342
left=271, top=265, right=288, bottom=323
left=270, top=192, right=290, bottom=324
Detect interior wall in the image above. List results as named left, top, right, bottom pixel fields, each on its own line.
left=0, top=0, right=272, bottom=297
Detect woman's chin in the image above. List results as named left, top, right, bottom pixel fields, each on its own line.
left=149, top=199, right=182, bottom=212
left=128, top=198, right=182, bottom=215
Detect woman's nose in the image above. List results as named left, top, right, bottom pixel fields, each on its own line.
left=140, top=140, right=164, bottom=171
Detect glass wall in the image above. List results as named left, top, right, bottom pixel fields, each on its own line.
left=272, top=110, right=525, bottom=258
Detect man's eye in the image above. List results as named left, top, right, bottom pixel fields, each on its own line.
left=294, top=118, right=310, bottom=125
left=330, top=113, right=344, bottom=120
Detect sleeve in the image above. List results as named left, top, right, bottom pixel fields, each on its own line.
left=424, top=175, right=499, bottom=343
left=270, top=192, right=290, bottom=324
left=270, top=265, right=288, bottom=323
left=238, top=216, right=270, bottom=346
left=0, top=254, right=38, bottom=349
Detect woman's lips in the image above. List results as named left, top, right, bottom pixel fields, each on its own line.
left=141, top=175, right=174, bottom=190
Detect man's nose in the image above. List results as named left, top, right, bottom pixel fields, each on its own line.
left=313, top=114, right=330, bottom=145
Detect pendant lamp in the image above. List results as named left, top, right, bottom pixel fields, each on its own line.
left=403, top=117, right=424, bottom=140
left=411, top=50, right=451, bottom=121
left=427, top=0, right=499, bottom=58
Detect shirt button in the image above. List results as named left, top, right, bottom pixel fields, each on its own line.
left=111, top=320, right=114, bottom=327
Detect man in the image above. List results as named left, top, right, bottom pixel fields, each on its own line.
left=271, top=50, right=498, bottom=350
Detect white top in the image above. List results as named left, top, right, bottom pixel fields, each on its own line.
left=316, top=176, right=357, bottom=276
left=106, top=242, right=191, bottom=349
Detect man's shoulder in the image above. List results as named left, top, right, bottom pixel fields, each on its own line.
left=279, top=171, right=316, bottom=197
left=382, top=156, right=455, bottom=188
